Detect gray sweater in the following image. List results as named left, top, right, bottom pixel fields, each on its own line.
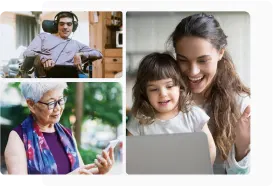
left=23, top=32, right=102, bottom=65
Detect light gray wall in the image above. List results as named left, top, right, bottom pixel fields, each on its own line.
left=126, top=12, right=250, bottom=108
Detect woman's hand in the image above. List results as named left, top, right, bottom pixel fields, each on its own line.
left=94, top=147, right=115, bottom=174
left=69, top=164, right=98, bottom=175
left=235, top=105, right=251, bottom=161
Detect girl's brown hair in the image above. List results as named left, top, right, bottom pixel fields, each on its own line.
left=167, top=13, right=250, bottom=160
left=131, top=52, right=191, bottom=124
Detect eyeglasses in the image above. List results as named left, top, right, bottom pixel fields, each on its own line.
left=58, top=22, right=73, bottom=26
left=38, top=96, right=67, bottom=110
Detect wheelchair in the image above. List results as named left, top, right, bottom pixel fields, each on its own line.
left=17, top=19, right=100, bottom=78
left=18, top=56, right=97, bottom=78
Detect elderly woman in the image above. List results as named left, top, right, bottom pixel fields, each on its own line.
left=4, top=82, right=114, bottom=174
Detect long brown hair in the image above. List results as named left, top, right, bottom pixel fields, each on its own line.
left=167, top=13, right=250, bottom=160
left=131, top=52, right=191, bottom=124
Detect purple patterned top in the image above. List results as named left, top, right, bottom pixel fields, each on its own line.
left=13, top=125, right=72, bottom=174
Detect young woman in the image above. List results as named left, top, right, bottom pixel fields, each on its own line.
left=167, top=13, right=250, bottom=174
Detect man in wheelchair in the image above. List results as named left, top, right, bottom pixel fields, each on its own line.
left=20, top=11, right=102, bottom=78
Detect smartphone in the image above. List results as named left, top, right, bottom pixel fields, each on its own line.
left=104, top=139, right=120, bottom=152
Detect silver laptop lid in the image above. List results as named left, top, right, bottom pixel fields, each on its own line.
left=126, top=132, right=213, bottom=174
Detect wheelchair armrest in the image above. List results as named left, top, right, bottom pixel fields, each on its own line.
left=81, top=56, right=102, bottom=65
left=21, top=56, right=37, bottom=71
left=81, top=56, right=101, bottom=74
left=81, top=56, right=102, bottom=78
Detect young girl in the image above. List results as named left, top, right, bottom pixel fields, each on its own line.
left=126, top=52, right=216, bottom=164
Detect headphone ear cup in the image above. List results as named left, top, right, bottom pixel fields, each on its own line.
left=72, top=21, right=78, bottom=32
left=53, top=20, right=58, bottom=33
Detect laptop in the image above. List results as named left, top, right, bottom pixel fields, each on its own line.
left=126, top=132, right=213, bottom=174
left=46, top=65, right=79, bottom=78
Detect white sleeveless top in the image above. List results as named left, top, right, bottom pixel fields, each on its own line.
left=127, top=106, right=210, bottom=136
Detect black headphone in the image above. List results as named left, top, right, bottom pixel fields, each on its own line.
left=53, top=11, right=79, bottom=32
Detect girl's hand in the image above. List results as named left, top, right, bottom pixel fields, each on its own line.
left=235, top=105, right=251, bottom=161
left=94, top=147, right=115, bottom=174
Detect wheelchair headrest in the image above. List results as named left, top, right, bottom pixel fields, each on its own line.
left=42, top=20, right=58, bottom=33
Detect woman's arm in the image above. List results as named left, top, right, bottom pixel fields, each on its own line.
left=234, top=105, right=251, bottom=161
left=4, top=131, right=28, bottom=174
left=225, top=104, right=250, bottom=174
left=225, top=94, right=250, bottom=174
left=225, top=144, right=250, bottom=174
left=201, top=123, right=216, bottom=164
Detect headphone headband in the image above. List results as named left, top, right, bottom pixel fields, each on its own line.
left=54, top=11, right=78, bottom=23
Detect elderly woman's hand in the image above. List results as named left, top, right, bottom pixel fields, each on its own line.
left=94, top=147, right=115, bottom=174
left=69, top=164, right=98, bottom=175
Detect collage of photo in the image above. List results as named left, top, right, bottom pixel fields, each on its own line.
left=0, top=11, right=251, bottom=175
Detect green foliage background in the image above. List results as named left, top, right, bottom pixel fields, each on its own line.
left=1, top=82, right=122, bottom=164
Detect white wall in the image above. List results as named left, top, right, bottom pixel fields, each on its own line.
left=0, top=12, right=17, bottom=62
left=126, top=12, right=250, bottom=108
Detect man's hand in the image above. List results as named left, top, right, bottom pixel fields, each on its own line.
left=74, top=53, right=83, bottom=66
left=42, top=59, right=56, bottom=70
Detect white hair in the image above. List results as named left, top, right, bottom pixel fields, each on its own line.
left=20, top=82, right=68, bottom=103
